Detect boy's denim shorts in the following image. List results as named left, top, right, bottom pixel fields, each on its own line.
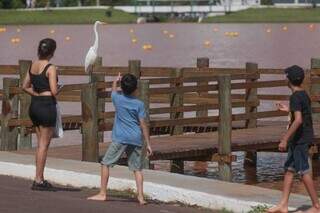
left=284, top=143, right=310, bottom=176
left=101, top=142, right=143, bottom=171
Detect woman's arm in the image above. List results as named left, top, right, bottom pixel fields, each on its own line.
left=22, top=71, right=38, bottom=96
left=48, top=66, right=58, bottom=96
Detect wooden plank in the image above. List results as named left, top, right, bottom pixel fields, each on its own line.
left=218, top=75, right=232, bottom=182
left=129, top=60, right=141, bottom=78
left=258, top=94, right=289, bottom=101
left=150, top=116, right=219, bottom=128
left=0, top=78, right=19, bottom=151
left=196, top=58, right=210, bottom=118
left=311, top=68, right=320, bottom=76
left=232, top=80, right=287, bottom=90
left=90, top=57, right=104, bottom=143
left=170, top=68, right=184, bottom=135
left=169, top=68, right=184, bottom=173
left=245, top=62, right=259, bottom=128
left=150, top=100, right=258, bottom=114
left=258, top=68, right=284, bottom=75
left=233, top=110, right=288, bottom=121
left=81, top=83, right=99, bottom=162
left=0, top=65, right=19, bottom=74
left=311, top=58, right=320, bottom=121
left=18, top=60, right=32, bottom=149
left=149, top=84, right=219, bottom=95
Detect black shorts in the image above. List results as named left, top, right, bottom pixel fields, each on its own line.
left=29, top=96, right=57, bottom=127
left=284, top=143, right=310, bottom=175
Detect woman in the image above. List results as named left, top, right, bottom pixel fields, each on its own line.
left=22, top=38, right=59, bottom=191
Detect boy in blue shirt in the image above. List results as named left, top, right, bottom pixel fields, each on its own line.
left=88, top=73, right=152, bottom=205
left=268, top=65, right=319, bottom=213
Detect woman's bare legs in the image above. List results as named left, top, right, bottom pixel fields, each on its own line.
left=35, top=126, right=53, bottom=183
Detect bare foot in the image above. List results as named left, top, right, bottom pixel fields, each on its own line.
left=87, top=193, right=107, bottom=201
left=267, top=204, right=288, bottom=213
left=137, top=196, right=147, bottom=205
left=303, top=206, right=320, bottom=213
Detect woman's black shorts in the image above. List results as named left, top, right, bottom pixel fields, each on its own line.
left=29, top=96, right=57, bottom=127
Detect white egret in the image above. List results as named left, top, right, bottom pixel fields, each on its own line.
left=85, top=21, right=106, bottom=73
left=198, top=14, right=204, bottom=23
left=137, top=17, right=147, bottom=24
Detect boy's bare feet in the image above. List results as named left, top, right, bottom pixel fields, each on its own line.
left=267, top=204, right=288, bottom=213
left=137, top=195, right=147, bottom=205
left=87, top=193, right=107, bottom=201
left=303, top=206, right=320, bottom=213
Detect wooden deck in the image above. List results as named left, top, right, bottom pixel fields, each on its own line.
left=14, top=124, right=320, bottom=162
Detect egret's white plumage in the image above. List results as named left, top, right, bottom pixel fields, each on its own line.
left=85, top=21, right=106, bottom=73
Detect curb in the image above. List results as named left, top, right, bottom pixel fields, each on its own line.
left=0, top=160, right=265, bottom=213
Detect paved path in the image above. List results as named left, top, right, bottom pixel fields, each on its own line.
left=0, top=152, right=313, bottom=212
left=0, top=175, right=212, bottom=213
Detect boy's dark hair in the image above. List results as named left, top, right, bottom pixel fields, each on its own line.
left=121, top=73, right=138, bottom=95
left=284, top=65, right=305, bottom=86
left=38, top=38, right=56, bottom=60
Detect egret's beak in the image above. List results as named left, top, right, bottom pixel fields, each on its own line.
left=101, top=22, right=107, bottom=25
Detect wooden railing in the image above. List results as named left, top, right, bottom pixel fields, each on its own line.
left=1, top=57, right=320, bottom=181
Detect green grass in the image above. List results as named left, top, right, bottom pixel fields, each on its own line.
left=205, top=8, right=320, bottom=23
left=2, top=7, right=320, bottom=25
left=247, top=205, right=270, bottom=213
left=0, top=8, right=138, bottom=25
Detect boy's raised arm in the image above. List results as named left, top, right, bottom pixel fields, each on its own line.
left=112, top=72, right=121, bottom=92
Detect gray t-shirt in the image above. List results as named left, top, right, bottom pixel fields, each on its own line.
left=289, top=90, right=314, bottom=145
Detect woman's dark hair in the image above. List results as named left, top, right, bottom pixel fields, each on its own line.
left=121, top=74, right=138, bottom=95
left=38, top=38, right=56, bottom=60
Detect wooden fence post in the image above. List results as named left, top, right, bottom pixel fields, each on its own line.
left=129, top=60, right=141, bottom=78
left=218, top=75, right=232, bottom=182
left=244, top=62, right=259, bottom=167
left=305, top=70, right=320, bottom=161
left=196, top=57, right=209, bottom=118
left=81, top=82, right=99, bottom=162
left=90, top=56, right=105, bottom=143
left=138, top=80, right=150, bottom=169
left=18, top=60, right=32, bottom=149
left=245, top=62, right=259, bottom=128
left=0, top=78, right=19, bottom=151
left=311, top=58, right=320, bottom=121
left=170, top=68, right=184, bottom=173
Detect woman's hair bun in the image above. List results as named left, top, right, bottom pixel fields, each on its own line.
left=38, top=38, right=56, bottom=60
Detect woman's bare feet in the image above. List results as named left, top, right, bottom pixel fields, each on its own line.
left=137, top=195, right=147, bottom=205
left=267, top=204, right=288, bottom=213
left=87, top=193, right=107, bottom=201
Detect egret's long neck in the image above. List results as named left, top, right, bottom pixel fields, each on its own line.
left=93, top=23, right=99, bottom=52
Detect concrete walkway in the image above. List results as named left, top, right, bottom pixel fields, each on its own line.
left=0, top=175, right=212, bottom=213
left=0, top=152, right=312, bottom=212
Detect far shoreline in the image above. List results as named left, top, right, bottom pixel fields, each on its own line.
left=1, top=8, right=320, bottom=25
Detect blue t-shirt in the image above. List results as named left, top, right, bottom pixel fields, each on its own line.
left=111, top=91, right=146, bottom=147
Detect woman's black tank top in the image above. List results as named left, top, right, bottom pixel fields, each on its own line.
left=29, top=63, right=52, bottom=93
